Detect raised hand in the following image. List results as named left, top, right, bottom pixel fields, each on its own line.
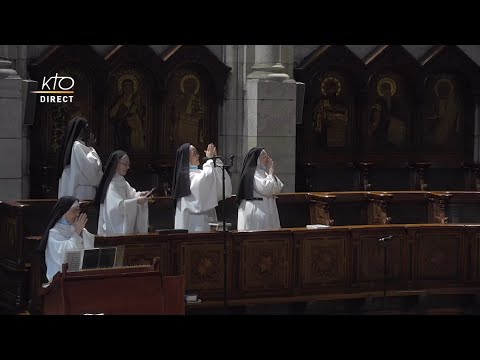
left=204, top=143, right=217, bottom=158
left=267, top=157, right=275, bottom=176
left=74, top=213, right=88, bottom=235
left=88, top=132, right=97, bottom=147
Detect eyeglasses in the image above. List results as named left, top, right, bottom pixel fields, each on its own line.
left=119, top=162, right=131, bottom=166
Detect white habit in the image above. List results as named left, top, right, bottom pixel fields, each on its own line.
left=58, top=140, right=103, bottom=200
left=175, top=160, right=232, bottom=232
left=45, top=221, right=95, bottom=282
left=97, top=174, right=149, bottom=235
left=237, top=169, right=284, bottom=231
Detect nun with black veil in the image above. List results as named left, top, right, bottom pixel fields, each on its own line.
left=38, top=196, right=95, bottom=283
left=57, top=116, right=103, bottom=200
left=95, top=150, right=151, bottom=235
left=172, top=143, right=232, bottom=232
left=236, top=147, right=284, bottom=231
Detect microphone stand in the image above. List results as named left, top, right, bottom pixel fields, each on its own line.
left=378, top=235, right=393, bottom=312
left=210, top=154, right=234, bottom=313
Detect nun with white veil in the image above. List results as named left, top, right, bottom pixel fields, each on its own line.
left=236, top=147, right=284, bottom=231
left=38, top=196, right=95, bottom=283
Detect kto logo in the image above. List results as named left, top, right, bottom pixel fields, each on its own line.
left=31, top=73, right=75, bottom=103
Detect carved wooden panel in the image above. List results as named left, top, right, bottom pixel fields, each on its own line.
left=309, top=196, right=336, bottom=226
left=301, top=235, right=346, bottom=286
left=416, top=232, right=461, bottom=281
left=180, top=241, right=225, bottom=292
left=239, top=236, right=291, bottom=291
left=426, top=194, right=451, bottom=224
left=122, top=243, right=168, bottom=275
left=366, top=194, right=393, bottom=225
left=355, top=230, right=404, bottom=285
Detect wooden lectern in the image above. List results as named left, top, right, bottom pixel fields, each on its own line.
left=41, top=258, right=185, bottom=315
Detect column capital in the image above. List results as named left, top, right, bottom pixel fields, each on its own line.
left=0, top=57, right=20, bottom=79
left=247, top=45, right=289, bottom=81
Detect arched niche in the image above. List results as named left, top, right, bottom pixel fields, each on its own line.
left=103, top=45, right=162, bottom=155
left=295, top=45, right=366, bottom=164
left=418, top=45, right=480, bottom=165
left=158, top=45, right=231, bottom=154
left=102, top=45, right=163, bottom=191
left=363, top=45, right=420, bottom=162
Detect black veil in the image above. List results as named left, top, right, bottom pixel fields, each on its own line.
left=94, top=150, right=127, bottom=205
left=172, top=143, right=192, bottom=208
left=236, top=147, right=264, bottom=204
left=56, top=117, right=88, bottom=179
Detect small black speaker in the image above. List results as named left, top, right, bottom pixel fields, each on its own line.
left=22, top=79, right=38, bottom=126
left=296, top=82, right=305, bottom=125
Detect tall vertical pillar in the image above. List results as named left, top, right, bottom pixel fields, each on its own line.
left=245, top=45, right=300, bottom=191
left=0, top=55, right=37, bottom=200
left=0, top=57, right=24, bottom=199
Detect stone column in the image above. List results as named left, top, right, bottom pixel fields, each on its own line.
left=244, top=45, right=300, bottom=192
left=0, top=56, right=37, bottom=200
left=0, top=57, right=23, bottom=200
left=219, top=45, right=246, bottom=192
left=247, top=45, right=289, bottom=81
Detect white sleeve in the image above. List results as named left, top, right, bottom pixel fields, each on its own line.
left=71, top=142, right=103, bottom=186
left=126, top=181, right=149, bottom=233
left=48, top=228, right=84, bottom=256
left=179, top=160, right=224, bottom=214
left=81, top=228, right=95, bottom=249
left=104, top=182, right=140, bottom=234
left=253, top=173, right=284, bottom=197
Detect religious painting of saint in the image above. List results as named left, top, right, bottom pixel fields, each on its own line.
left=108, top=72, right=147, bottom=153
left=367, top=76, right=407, bottom=150
left=168, top=71, right=205, bottom=150
left=423, top=75, right=463, bottom=146
left=312, top=74, right=349, bottom=147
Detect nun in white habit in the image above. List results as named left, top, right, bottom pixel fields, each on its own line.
left=57, top=116, right=103, bottom=200
left=237, top=147, right=284, bottom=231
left=172, top=143, right=232, bottom=232
left=95, top=150, right=151, bottom=235
left=38, top=196, right=95, bottom=283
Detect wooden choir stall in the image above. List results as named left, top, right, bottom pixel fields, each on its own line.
left=41, top=258, right=185, bottom=315
left=2, top=192, right=480, bottom=314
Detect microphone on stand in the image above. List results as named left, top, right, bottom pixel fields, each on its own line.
left=378, top=235, right=394, bottom=243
